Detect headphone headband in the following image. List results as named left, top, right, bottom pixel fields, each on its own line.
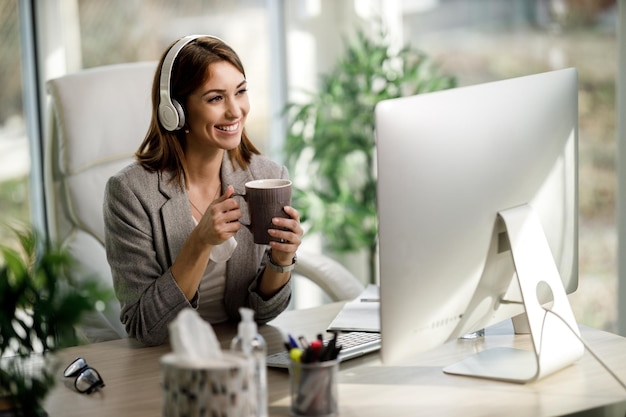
left=158, top=34, right=224, bottom=131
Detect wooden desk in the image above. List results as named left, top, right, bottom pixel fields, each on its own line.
left=44, top=303, right=626, bottom=417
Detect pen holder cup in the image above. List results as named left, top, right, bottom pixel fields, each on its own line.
left=288, top=359, right=339, bottom=417
left=160, top=352, right=253, bottom=417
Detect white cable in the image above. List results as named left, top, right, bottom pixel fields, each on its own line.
left=539, top=308, right=626, bottom=392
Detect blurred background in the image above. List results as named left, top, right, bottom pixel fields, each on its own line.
left=0, top=0, right=620, bottom=332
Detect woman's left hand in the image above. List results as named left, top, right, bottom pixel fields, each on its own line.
left=268, top=206, right=303, bottom=265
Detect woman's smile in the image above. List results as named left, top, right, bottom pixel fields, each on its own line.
left=215, top=121, right=240, bottom=133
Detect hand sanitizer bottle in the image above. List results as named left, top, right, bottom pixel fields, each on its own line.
left=231, top=307, right=268, bottom=417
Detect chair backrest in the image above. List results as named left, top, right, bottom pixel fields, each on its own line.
left=45, top=61, right=157, bottom=342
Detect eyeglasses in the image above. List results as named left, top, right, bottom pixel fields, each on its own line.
left=63, top=357, right=105, bottom=394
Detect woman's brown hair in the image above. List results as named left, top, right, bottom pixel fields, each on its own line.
left=135, top=36, right=260, bottom=188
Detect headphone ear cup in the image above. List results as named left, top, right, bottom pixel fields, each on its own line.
left=158, top=99, right=185, bottom=131
left=172, top=99, right=185, bottom=130
left=158, top=101, right=179, bottom=132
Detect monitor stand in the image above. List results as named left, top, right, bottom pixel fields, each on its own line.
left=443, top=203, right=584, bottom=383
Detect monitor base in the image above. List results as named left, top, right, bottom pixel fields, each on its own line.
left=444, top=204, right=584, bottom=383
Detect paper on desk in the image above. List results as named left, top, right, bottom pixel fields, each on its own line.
left=168, top=308, right=223, bottom=364
left=327, top=284, right=380, bottom=333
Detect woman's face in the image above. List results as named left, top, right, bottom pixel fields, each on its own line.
left=184, top=60, right=249, bottom=151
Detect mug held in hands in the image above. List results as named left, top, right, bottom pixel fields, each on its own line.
left=239, top=179, right=292, bottom=245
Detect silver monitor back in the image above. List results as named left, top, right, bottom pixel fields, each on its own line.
left=375, top=68, right=578, bottom=365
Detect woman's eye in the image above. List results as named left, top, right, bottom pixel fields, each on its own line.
left=208, top=95, right=222, bottom=103
left=237, top=88, right=248, bottom=95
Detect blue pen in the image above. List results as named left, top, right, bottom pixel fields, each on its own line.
left=288, top=333, right=299, bottom=349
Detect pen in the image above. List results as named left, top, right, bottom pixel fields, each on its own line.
left=332, top=344, right=343, bottom=360
left=320, top=332, right=338, bottom=361
left=298, top=335, right=309, bottom=349
left=288, top=334, right=299, bottom=349
left=302, top=339, right=323, bottom=363
left=290, top=347, right=303, bottom=363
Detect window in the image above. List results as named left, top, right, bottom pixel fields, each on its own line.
left=52, top=0, right=275, bottom=154
left=0, top=0, right=30, bottom=243
left=5, top=1, right=622, bottom=325
left=396, top=0, right=617, bottom=332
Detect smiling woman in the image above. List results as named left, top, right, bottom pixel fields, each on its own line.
left=103, top=35, right=304, bottom=347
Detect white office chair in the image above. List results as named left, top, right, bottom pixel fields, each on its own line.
left=45, top=62, right=363, bottom=343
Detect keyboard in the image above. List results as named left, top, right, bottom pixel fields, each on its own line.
left=266, top=331, right=381, bottom=369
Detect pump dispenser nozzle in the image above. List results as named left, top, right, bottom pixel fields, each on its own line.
left=231, top=307, right=268, bottom=417
left=238, top=308, right=257, bottom=349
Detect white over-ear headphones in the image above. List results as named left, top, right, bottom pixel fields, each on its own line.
left=158, top=34, right=224, bottom=131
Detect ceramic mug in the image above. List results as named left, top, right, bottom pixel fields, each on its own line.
left=237, top=179, right=292, bottom=245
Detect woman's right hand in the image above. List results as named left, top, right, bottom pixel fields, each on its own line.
left=197, top=185, right=242, bottom=246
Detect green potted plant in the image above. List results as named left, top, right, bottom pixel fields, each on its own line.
left=0, top=225, right=111, bottom=416
left=284, top=25, right=456, bottom=283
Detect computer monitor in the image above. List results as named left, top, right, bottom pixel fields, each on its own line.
left=375, top=68, right=584, bottom=383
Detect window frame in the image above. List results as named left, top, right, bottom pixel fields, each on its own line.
left=18, top=0, right=626, bottom=336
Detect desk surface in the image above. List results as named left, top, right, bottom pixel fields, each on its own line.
left=44, top=303, right=626, bottom=417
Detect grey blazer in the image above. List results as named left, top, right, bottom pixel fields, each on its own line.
left=103, top=152, right=292, bottom=346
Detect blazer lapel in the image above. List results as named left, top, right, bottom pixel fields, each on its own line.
left=221, top=152, right=255, bottom=195
left=158, top=170, right=195, bottom=264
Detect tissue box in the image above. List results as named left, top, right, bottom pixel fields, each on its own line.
left=161, top=352, right=252, bottom=417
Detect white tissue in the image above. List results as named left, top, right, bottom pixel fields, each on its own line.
left=210, top=236, right=237, bottom=263
left=168, top=309, right=223, bottom=364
